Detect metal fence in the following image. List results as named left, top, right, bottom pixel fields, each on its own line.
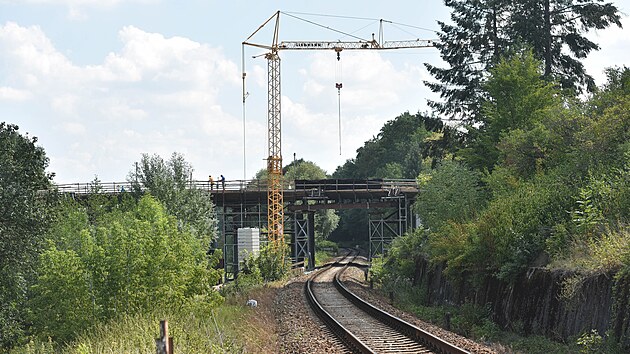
left=54, top=178, right=418, bottom=195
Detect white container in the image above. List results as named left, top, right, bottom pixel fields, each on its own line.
left=237, top=227, right=260, bottom=265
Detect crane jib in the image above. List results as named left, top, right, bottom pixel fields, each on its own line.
left=278, top=40, right=434, bottom=50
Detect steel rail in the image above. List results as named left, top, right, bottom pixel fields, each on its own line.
left=333, top=264, right=470, bottom=354
left=305, top=254, right=374, bottom=353
left=305, top=253, right=471, bottom=354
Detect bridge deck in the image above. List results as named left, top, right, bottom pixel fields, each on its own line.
left=55, top=178, right=419, bottom=210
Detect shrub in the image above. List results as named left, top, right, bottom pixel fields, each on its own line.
left=28, top=196, right=222, bottom=343
left=256, top=243, right=290, bottom=282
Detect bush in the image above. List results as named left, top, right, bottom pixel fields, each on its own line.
left=429, top=170, right=573, bottom=283
left=315, top=239, right=339, bottom=253
left=415, top=160, right=486, bottom=230
left=256, top=243, right=290, bottom=282
left=27, top=196, right=222, bottom=343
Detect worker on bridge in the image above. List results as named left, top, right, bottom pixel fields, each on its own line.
left=209, top=175, right=214, bottom=190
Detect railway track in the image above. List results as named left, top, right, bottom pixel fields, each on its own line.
left=305, top=254, right=470, bottom=354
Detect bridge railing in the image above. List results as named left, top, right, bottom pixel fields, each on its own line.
left=55, top=179, right=274, bottom=194
left=54, top=178, right=418, bottom=195
left=56, top=181, right=136, bottom=194
left=294, top=178, right=418, bottom=192
left=189, top=179, right=270, bottom=192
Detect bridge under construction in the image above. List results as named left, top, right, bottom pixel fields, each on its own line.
left=57, top=178, right=419, bottom=278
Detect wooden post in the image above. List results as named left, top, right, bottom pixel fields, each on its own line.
left=155, top=320, right=173, bottom=354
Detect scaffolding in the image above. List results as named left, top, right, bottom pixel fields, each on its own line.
left=368, top=194, right=413, bottom=260
left=211, top=178, right=418, bottom=277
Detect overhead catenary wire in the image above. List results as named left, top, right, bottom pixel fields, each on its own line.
left=283, top=11, right=439, bottom=38
left=281, top=11, right=371, bottom=42
left=283, top=11, right=439, bottom=33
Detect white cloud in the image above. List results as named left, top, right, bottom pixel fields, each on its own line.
left=99, top=101, right=147, bottom=121
left=0, top=22, right=74, bottom=83
left=9, top=0, right=125, bottom=4
left=3, top=0, right=156, bottom=20
left=51, top=94, right=78, bottom=115
left=584, top=14, right=630, bottom=86
left=0, top=19, right=436, bottom=183
left=273, top=50, right=431, bottom=174
left=0, top=22, right=241, bottom=182
left=0, top=86, right=31, bottom=101
left=61, top=121, right=86, bottom=134
left=301, top=51, right=425, bottom=111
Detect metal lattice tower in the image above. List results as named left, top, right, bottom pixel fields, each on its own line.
left=266, top=51, right=284, bottom=249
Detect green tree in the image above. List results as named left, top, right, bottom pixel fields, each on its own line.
left=128, top=153, right=217, bottom=246
left=426, top=0, right=621, bottom=121
left=509, top=0, right=621, bottom=90
left=0, top=123, right=55, bottom=348
left=415, top=160, right=485, bottom=231
left=283, top=159, right=326, bottom=180
left=29, top=246, right=93, bottom=343
left=285, top=160, right=339, bottom=240
left=334, top=112, right=449, bottom=179
left=588, top=66, right=630, bottom=114
left=428, top=171, right=573, bottom=283
left=425, top=0, right=510, bottom=121
left=462, top=50, right=561, bottom=172
left=382, top=228, right=429, bottom=286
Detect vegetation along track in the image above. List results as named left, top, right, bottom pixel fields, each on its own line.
left=305, top=253, right=469, bottom=354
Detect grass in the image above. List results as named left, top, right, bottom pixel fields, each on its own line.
left=13, top=286, right=280, bottom=354
left=549, top=224, right=630, bottom=273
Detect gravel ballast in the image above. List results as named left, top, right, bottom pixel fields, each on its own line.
left=271, top=263, right=498, bottom=353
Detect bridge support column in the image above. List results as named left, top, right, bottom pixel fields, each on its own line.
left=307, top=211, right=315, bottom=271
left=368, top=196, right=411, bottom=261
left=294, top=211, right=315, bottom=270
left=220, top=206, right=239, bottom=281
left=220, top=197, right=266, bottom=281
left=294, top=213, right=308, bottom=265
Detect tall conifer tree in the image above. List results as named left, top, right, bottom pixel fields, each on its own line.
left=509, top=0, right=621, bottom=91
left=425, top=0, right=511, bottom=121
left=426, top=0, right=621, bottom=121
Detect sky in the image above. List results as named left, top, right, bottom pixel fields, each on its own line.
left=1, top=0, right=629, bottom=184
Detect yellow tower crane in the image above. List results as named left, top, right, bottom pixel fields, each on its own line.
left=242, top=11, right=434, bottom=261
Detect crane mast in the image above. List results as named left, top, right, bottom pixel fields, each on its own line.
left=243, top=11, right=434, bottom=261
left=265, top=50, right=284, bottom=251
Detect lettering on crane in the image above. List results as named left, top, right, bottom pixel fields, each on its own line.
left=293, top=42, right=324, bottom=48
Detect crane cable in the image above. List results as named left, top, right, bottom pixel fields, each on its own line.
left=335, top=49, right=343, bottom=155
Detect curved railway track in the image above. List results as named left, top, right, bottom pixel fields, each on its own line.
left=305, top=254, right=469, bottom=354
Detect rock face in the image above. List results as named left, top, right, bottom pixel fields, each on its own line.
left=415, top=259, right=630, bottom=345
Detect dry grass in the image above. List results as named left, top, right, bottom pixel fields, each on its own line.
left=550, top=225, right=629, bottom=272
left=14, top=286, right=282, bottom=354
left=225, top=285, right=280, bottom=353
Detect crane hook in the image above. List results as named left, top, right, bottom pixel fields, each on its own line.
left=334, top=48, right=343, bottom=155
